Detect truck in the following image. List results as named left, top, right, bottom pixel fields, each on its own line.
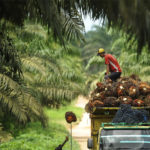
left=87, top=106, right=150, bottom=150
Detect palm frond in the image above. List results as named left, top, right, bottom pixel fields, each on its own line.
left=0, top=32, right=22, bottom=78
left=62, top=9, right=85, bottom=42
left=0, top=74, right=21, bottom=92
left=21, top=57, right=47, bottom=76
left=1, top=0, right=150, bottom=52
left=0, top=73, right=46, bottom=126
left=0, top=76, right=27, bottom=123
left=140, top=66, right=150, bottom=75
left=38, top=87, right=76, bottom=106
left=23, top=72, right=35, bottom=83
left=61, top=70, right=83, bottom=82
left=24, top=23, right=47, bottom=40
left=22, top=93, right=47, bottom=126
left=85, top=56, right=104, bottom=70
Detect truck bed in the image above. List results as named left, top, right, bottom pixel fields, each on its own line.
left=92, top=106, right=150, bottom=114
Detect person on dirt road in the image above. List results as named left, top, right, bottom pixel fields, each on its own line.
left=97, top=48, right=122, bottom=81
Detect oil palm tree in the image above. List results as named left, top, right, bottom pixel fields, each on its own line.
left=21, top=46, right=85, bottom=107
left=13, top=23, right=86, bottom=108
left=0, top=33, right=47, bottom=128
left=0, top=0, right=85, bottom=45
left=62, top=0, right=150, bottom=54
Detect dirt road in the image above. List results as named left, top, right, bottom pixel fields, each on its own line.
left=72, top=96, right=90, bottom=150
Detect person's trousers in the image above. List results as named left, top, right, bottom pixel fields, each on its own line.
left=104, top=72, right=121, bottom=81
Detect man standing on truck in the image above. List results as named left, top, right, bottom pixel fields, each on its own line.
left=97, top=48, right=122, bottom=81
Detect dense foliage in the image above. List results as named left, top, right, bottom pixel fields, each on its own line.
left=82, top=25, right=150, bottom=91
left=0, top=19, right=85, bottom=143
left=0, top=0, right=85, bottom=45
left=15, top=22, right=86, bottom=107
left=0, top=28, right=47, bottom=131
left=0, top=100, right=84, bottom=150
left=1, top=0, right=150, bottom=53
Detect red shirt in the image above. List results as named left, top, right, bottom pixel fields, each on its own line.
left=104, top=54, right=122, bottom=72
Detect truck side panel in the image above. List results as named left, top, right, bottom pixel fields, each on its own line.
left=90, top=114, right=115, bottom=150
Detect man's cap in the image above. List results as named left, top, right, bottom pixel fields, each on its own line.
left=97, top=48, right=105, bottom=55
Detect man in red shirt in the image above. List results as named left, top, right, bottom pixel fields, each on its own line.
left=97, top=48, right=122, bottom=81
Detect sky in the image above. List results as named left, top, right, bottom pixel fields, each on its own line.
left=83, top=15, right=100, bottom=32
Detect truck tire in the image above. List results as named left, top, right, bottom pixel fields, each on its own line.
left=87, top=138, right=93, bottom=149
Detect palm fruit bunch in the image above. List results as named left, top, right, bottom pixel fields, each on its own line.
left=65, top=111, right=77, bottom=124
left=85, top=74, right=150, bottom=113
left=139, top=82, right=150, bottom=95
left=103, top=97, right=119, bottom=107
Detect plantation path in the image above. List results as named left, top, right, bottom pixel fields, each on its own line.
left=72, top=96, right=91, bottom=150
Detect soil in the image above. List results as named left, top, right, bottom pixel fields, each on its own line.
left=72, top=96, right=90, bottom=150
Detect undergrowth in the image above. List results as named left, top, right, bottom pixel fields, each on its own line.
left=0, top=100, right=83, bottom=150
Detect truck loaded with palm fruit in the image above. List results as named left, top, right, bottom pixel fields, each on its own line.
left=85, top=74, right=150, bottom=150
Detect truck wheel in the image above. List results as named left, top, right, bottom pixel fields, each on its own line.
left=87, top=138, right=93, bottom=149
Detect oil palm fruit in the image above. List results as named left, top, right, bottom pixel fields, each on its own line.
left=139, top=82, right=150, bottom=95
left=116, top=84, right=127, bottom=96
left=132, top=99, right=145, bottom=107
left=96, top=82, right=105, bottom=92
left=128, top=85, right=139, bottom=98
left=118, top=96, right=132, bottom=105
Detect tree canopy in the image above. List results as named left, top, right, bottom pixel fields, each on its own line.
left=66, top=0, right=150, bottom=53
left=2, top=0, right=149, bottom=53
left=0, top=0, right=85, bottom=44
